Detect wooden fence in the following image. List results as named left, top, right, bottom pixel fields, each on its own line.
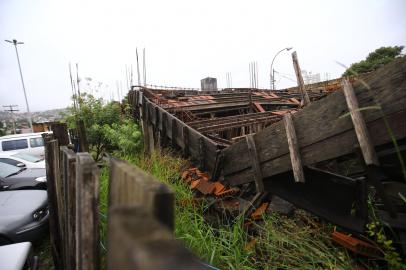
left=43, top=134, right=208, bottom=269
left=129, top=91, right=222, bottom=180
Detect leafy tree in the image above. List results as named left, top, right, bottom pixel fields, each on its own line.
left=63, top=93, right=121, bottom=160
left=63, top=92, right=142, bottom=161
left=343, top=46, right=404, bottom=76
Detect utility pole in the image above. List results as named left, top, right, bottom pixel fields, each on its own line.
left=5, top=39, right=33, bottom=131
left=3, top=105, right=19, bottom=134
left=270, top=47, right=293, bottom=90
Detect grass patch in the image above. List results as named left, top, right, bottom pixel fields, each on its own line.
left=99, top=150, right=357, bottom=270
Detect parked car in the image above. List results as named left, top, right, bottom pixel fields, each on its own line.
left=0, top=190, right=49, bottom=245
left=0, top=162, right=46, bottom=191
left=0, top=133, right=50, bottom=158
left=0, top=242, right=38, bottom=269
left=0, top=151, right=45, bottom=169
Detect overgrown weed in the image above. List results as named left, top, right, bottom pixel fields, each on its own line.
left=99, top=149, right=358, bottom=269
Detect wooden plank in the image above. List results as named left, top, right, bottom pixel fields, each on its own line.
left=142, top=101, right=151, bottom=154
left=183, top=126, right=189, bottom=157
left=342, top=79, right=379, bottom=166
left=61, top=147, right=77, bottom=270
left=51, top=122, right=70, bottom=146
left=44, top=138, right=63, bottom=270
left=245, top=134, right=265, bottom=192
left=76, top=120, right=89, bottom=152
left=198, top=137, right=205, bottom=170
left=148, top=123, right=155, bottom=153
left=174, top=120, right=186, bottom=149
left=171, top=118, right=177, bottom=148
left=109, top=159, right=175, bottom=230
left=222, top=57, right=406, bottom=186
left=76, top=153, right=100, bottom=270
left=161, top=111, right=168, bottom=147
left=284, top=113, right=305, bottom=183
left=292, top=51, right=311, bottom=105
left=107, top=206, right=207, bottom=270
left=254, top=102, right=266, bottom=112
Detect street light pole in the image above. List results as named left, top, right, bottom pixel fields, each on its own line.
left=270, top=47, right=293, bottom=90
left=5, top=39, right=33, bottom=131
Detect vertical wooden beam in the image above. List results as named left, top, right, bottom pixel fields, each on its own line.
left=182, top=126, right=189, bottom=157
left=76, top=120, right=89, bottom=152
left=51, top=122, right=70, bottom=146
left=161, top=112, right=168, bottom=147
left=61, top=147, right=77, bottom=270
left=245, top=134, right=265, bottom=193
left=154, top=107, right=161, bottom=151
left=284, top=113, right=305, bottom=183
left=292, top=51, right=311, bottom=106
left=171, top=118, right=177, bottom=148
left=44, top=138, right=63, bottom=270
left=76, top=153, right=100, bottom=270
left=342, top=79, right=379, bottom=166
left=148, top=123, right=155, bottom=154
left=108, top=159, right=175, bottom=230
left=211, top=149, right=223, bottom=181
left=198, top=137, right=205, bottom=170
left=142, top=101, right=150, bottom=154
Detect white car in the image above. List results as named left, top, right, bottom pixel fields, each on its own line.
left=0, top=151, right=45, bottom=169
left=0, top=132, right=50, bottom=158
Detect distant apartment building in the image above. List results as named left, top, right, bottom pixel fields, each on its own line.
left=302, top=70, right=321, bottom=85
left=201, top=77, right=217, bottom=91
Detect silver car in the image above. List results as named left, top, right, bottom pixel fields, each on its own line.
left=0, top=190, right=49, bottom=245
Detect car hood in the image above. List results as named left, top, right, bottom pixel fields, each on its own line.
left=0, top=190, right=47, bottom=232
left=24, top=160, right=45, bottom=169
left=35, top=160, right=46, bottom=168
left=8, top=168, right=46, bottom=180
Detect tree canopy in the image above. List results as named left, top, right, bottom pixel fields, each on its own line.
left=343, top=46, right=404, bottom=76
left=63, top=93, right=141, bottom=161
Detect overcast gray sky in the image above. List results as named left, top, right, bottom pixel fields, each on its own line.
left=1, top=0, right=405, bottom=112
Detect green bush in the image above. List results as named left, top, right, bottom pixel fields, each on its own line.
left=103, top=119, right=142, bottom=155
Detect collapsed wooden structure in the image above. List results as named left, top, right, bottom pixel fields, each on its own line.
left=129, top=57, right=406, bottom=247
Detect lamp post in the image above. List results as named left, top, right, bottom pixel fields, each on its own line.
left=5, top=39, right=33, bottom=131
left=270, top=47, right=293, bottom=90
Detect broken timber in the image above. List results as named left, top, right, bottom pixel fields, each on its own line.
left=131, top=56, right=406, bottom=233
left=222, top=57, right=406, bottom=187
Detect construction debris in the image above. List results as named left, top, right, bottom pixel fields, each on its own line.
left=129, top=56, right=406, bottom=257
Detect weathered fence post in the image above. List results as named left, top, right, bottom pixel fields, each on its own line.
left=43, top=137, right=63, bottom=270
left=76, top=153, right=100, bottom=270
left=109, top=159, right=174, bottom=230
left=142, top=100, right=153, bottom=154
left=61, top=147, right=77, bottom=270
left=107, top=159, right=208, bottom=270
left=51, top=122, right=70, bottom=146
left=76, top=120, right=89, bottom=152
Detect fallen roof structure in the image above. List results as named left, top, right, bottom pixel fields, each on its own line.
left=128, top=56, right=406, bottom=251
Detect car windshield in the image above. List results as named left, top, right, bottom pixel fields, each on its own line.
left=12, top=152, right=43, bottom=163
left=0, top=162, right=21, bottom=178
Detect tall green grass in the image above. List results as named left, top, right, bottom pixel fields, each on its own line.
left=98, top=150, right=357, bottom=270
